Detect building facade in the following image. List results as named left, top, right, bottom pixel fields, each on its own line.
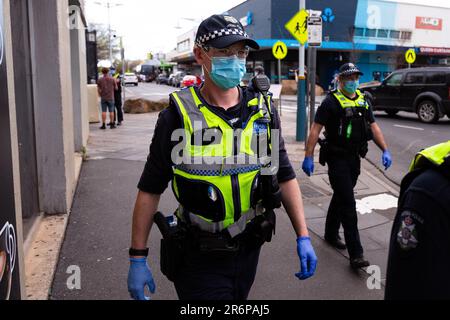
left=1, top=0, right=89, bottom=299
left=224, top=0, right=450, bottom=89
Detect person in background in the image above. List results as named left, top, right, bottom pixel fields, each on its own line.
left=302, top=63, right=392, bottom=269
left=114, top=74, right=124, bottom=126
left=97, top=68, right=118, bottom=130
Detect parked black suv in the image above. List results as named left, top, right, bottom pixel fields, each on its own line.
left=360, top=67, right=450, bottom=123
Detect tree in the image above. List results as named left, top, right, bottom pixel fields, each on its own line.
left=88, top=23, right=121, bottom=61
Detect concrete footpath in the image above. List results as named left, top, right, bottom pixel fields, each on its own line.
left=49, top=96, right=400, bottom=300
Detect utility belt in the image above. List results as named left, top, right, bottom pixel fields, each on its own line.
left=318, top=138, right=368, bottom=166
left=154, top=207, right=277, bottom=282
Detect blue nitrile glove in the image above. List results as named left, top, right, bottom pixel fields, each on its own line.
left=128, top=258, right=156, bottom=301
left=295, top=237, right=318, bottom=280
left=302, top=157, right=315, bottom=177
left=382, top=150, right=393, bottom=171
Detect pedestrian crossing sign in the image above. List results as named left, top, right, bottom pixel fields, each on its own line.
left=285, top=9, right=309, bottom=45
left=273, top=41, right=288, bottom=60
left=405, top=49, right=416, bottom=64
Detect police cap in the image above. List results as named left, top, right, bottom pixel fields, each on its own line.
left=195, top=14, right=260, bottom=50
left=339, top=63, right=364, bottom=77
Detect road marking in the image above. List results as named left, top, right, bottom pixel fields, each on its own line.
left=356, top=193, right=398, bottom=215
left=393, top=124, right=424, bottom=131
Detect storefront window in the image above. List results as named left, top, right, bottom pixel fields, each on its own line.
left=365, top=29, right=376, bottom=37
left=377, top=29, right=389, bottom=38
left=400, top=31, right=412, bottom=40
left=354, top=28, right=365, bottom=37
left=389, top=30, right=400, bottom=39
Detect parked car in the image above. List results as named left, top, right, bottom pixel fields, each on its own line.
left=171, top=71, right=186, bottom=88
left=123, top=73, right=139, bottom=86
left=360, top=67, right=450, bottom=123
left=181, top=75, right=199, bottom=88
left=168, top=74, right=176, bottom=86
left=156, top=74, right=169, bottom=85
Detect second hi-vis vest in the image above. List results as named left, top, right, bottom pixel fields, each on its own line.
left=409, top=141, right=450, bottom=173
left=399, top=140, right=450, bottom=202
left=170, top=87, right=274, bottom=237
left=331, top=89, right=372, bottom=147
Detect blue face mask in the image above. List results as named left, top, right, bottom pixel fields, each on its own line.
left=207, top=56, right=247, bottom=90
left=343, top=80, right=360, bottom=94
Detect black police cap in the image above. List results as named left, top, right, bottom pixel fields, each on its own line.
left=195, top=14, right=260, bottom=50
left=339, top=63, right=364, bottom=77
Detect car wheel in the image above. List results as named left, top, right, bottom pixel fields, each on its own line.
left=385, top=109, right=399, bottom=117
left=417, top=100, right=439, bottom=123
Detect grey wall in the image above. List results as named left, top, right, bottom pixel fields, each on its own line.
left=70, top=20, right=89, bottom=152
left=28, top=0, right=76, bottom=214
left=9, top=0, right=40, bottom=225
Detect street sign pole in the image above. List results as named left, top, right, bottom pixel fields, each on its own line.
left=272, top=41, right=288, bottom=118
left=278, top=58, right=282, bottom=116
left=297, top=0, right=307, bottom=142
left=120, top=37, right=126, bottom=106
left=307, top=12, right=322, bottom=130
left=310, top=47, right=317, bottom=128
left=278, top=58, right=282, bottom=85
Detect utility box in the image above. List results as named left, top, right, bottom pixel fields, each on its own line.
left=87, top=84, right=100, bottom=123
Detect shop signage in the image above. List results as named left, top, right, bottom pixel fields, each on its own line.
left=419, top=47, right=450, bottom=55
left=416, top=17, right=442, bottom=31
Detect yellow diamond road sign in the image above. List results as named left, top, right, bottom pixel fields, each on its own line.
left=405, top=49, right=416, bottom=64
left=273, top=41, right=288, bottom=60
left=285, top=9, right=309, bottom=45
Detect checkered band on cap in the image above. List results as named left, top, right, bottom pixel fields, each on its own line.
left=339, top=67, right=362, bottom=76
left=196, top=28, right=249, bottom=46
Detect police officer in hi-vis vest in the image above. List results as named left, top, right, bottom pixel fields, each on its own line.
left=385, top=141, right=450, bottom=300
left=127, top=15, right=317, bottom=301
left=303, top=63, right=392, bottom=269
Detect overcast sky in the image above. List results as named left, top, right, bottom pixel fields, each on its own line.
left=85, top=0, right=450, bottom=60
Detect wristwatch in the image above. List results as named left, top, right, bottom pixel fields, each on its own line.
left=129, top=248, right=149, bottom=257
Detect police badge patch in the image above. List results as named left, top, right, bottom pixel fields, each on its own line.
left=397, top=211, right=419, bottom=251
left=253, top=121, right=268, bottom=135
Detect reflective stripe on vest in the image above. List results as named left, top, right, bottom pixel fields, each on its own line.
left=178, top=203, right=266, bottom=238
left=409, top=140, right=450, bottom=172
left=170, top=87, right=273, bottom=233
left=333, top=89, right=369, bottom=110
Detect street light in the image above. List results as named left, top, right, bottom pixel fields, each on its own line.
left=93, top=0, right=123, bottom=63
left=112, top=34, right=126, bottom=104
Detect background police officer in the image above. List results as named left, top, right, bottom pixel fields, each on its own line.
left=127, top=15, right=317, bottom=301
left=385, top=141, right=450, bottom=300
left=302, top=63, right=392, bottom=269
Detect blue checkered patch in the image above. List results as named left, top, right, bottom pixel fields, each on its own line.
left=254, top=121, right=268, bottom=135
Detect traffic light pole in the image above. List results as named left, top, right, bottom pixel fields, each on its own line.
left=296, top=0, right=307, bottom=142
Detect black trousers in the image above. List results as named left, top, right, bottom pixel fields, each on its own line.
left=115, top=99, right=123, bottom=123
left=174, top=242, right=262, bottom=300
left=325, top=152, right=364, bottom=259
